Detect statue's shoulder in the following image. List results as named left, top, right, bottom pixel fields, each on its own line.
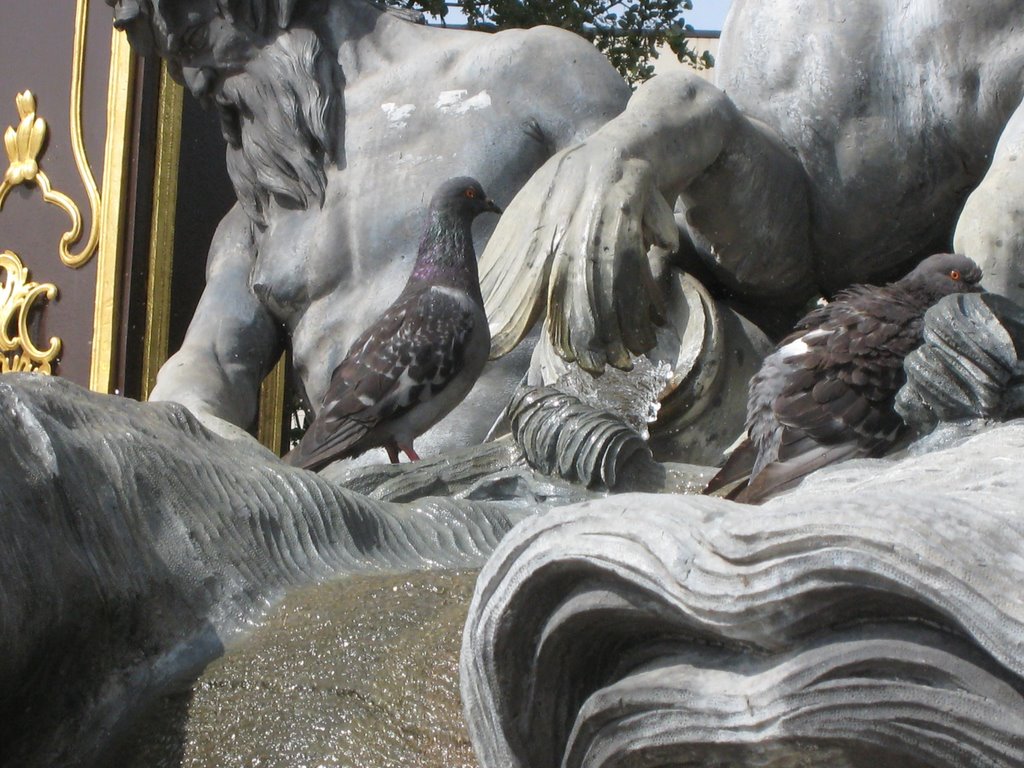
left=463, top=25, right=629, bottom=108
left=480, top=25, right=614, bottom=71
left=206, top=202, right=258, bottom=273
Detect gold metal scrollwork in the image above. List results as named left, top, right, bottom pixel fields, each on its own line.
left=0, top=88, right=99, bottom=269
left=0, top=0, right=116, bottom=381
left=0, top=250, right=61, bottom=374
left=0, top=0, right=102, bottom=270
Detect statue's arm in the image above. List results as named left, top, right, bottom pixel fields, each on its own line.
left=149, top=204, right=281, bottom=429
left=954, top=98, right=1024, bottom=306
left=481, top=72, right=738, bottom=370
left=482, top=70, right=817, bottom=370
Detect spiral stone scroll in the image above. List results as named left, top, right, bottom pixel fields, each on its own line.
left=506, top=385, right=656, bottom=490
left=897, top=292, right=1024, bottom=431
left=461, top=422, right=1024, bottom=767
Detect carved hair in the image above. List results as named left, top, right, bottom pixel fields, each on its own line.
left=107, top=0, right=299, bottom=52
left=106, top=0, right=340, bottom=226
left=219, top=27, right=339, bottom=226
left=216, top=0, right=299, bottom=33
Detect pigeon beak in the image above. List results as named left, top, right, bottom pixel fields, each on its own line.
left=485, top=198, right=502, bottom=215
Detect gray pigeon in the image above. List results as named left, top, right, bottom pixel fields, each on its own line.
left=285, top=177, right=500, bottom=471
left=706, top=253, right=983, bottom=503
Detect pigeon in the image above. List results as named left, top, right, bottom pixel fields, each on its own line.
left=705, top=253, right=983, bottom=503
left=285, top=177, right=501, bottom=471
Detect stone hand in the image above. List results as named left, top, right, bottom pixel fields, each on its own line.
left=480, top=135, right=678, bottom=372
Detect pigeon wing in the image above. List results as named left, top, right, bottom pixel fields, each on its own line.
left=737, top=436, right=863, bottom=503
left=772, top=295, right=922, bottom=454
left=724, top=291, right=926, bottom=502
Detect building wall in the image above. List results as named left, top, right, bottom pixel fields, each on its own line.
left=651, top=32, right=720, bottom=82
left=0, top=0, right=139, bottom=391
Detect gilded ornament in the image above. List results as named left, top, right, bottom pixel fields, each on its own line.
left=2, top=91, right=46, bottom=186
left=0, top=87, right=99, bottom=269
left=0, top=0, right=130, bottom=392
left=0, top=250, right=61, bottom=375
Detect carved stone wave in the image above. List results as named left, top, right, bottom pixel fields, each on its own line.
left=461, top=421, right=1024, bottom=767
left=0, top=374, right=527, bottom=767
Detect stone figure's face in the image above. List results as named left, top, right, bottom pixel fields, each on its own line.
left=109, top=0, right=268, bottom=102
left=150, top=1, right=261, bottom=102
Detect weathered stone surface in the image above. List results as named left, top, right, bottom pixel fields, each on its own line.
left=0, top=374, right=525, bottom=767
left=898, top=293, right=1024, bottom=432
left=718, top=0, right=1024, bottom=291
left=955, top=101, right=1024, bottom=308
left=461, top=421, right=1024, bottom=767
left=5, top=294, right=1024, bottom=766
left=507, top=385, right=655, bottom=490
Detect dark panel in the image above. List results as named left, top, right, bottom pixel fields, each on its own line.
left=117, top=57, right=162, bottom=399
left=168, top=90, right=236, bottom=355
left=0, top=1, right=113, bottom=386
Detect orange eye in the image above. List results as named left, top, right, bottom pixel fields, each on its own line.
left=950, top=270, right=961, bottom=280
left=464, top=188, right=477, bottom=199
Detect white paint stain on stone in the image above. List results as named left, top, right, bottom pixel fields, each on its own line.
left=436, top=89, right=492, bottom=115
left=381, top=102, right=416, bottom=128
left=436, top=90, right=468, bottom=110
left=392, top=152, right=450, bottom=168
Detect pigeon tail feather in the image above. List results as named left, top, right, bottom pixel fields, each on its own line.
left=704, top=439, right=757, bottom=496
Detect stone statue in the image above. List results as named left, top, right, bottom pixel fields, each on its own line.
left=107, top=0, right=1024, bottom=469
left=457, top=2, right=1024, bottom=762
left=462, top=417, right=1024, bottom=768
left=108, top=0, right=632, bottom=457
left=0, top=373, right=530, bottom=766
left=4, top=0, right=1022, bottom=764
left=3, top=289, right=1023, bottom=764
left=482, top=0, right=1024, bottom=385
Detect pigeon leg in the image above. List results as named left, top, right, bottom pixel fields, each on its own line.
left=400, top=443, right=421, bottom=462
left=385, top=443, right=401, bottom=464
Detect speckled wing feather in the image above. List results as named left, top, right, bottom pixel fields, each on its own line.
left=778, top=289, right=921, bottom=434
left=737, top=287, right=927, bottom=500
left=707, top=254, right=983, bottom=502
left=289, top=285, right=477, bottom=470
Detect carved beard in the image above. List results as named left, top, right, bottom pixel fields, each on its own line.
left=215, top=27, right=340, bottom=227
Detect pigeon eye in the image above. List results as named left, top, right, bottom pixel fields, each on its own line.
left=949, top=270, right=961, bottom=281
left=464, top=188, right=477, bottom=199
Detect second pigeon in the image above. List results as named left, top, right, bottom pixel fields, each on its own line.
left=705, top=253, right=984, bottom=503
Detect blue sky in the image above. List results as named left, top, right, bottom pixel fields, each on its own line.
left=686, top=0, right=731, bottom=31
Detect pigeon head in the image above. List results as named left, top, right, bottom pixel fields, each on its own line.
left=430, top=177, right=502, bottom=221
left=897, top=252, right=983, bottom=305
left=414, top=177, right=502, bottom=276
